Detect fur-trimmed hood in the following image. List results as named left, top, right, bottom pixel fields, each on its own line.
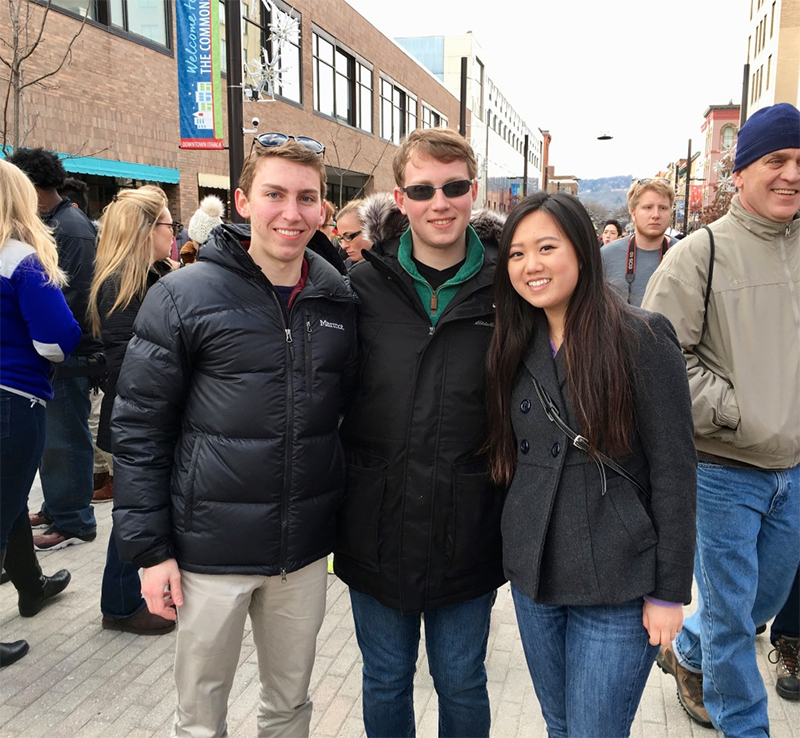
left=359, top=191, right=506, bottom=246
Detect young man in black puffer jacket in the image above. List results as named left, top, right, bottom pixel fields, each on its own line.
left=112, top=137, right=357, bottom=737
left=334, top=128, right=506, bottom=738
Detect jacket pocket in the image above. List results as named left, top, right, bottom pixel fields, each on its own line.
left=336, top=457, right=387, bottom=572
left=446, top=464, right=504, bottom=577
left=183, top=436, right=202, bottom=532
left=606, top=479, right=658, bottom=554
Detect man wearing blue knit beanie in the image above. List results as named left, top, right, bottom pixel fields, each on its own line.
left=643, top=102, right=800, bottom=737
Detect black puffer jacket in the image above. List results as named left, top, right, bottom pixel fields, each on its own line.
left=112, top=226, right=358, bottom=575
left=334, top=194, right=507, bottom=613
left=96, top=260, right=172, bottom=453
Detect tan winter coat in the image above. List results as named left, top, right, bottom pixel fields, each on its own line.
left=642, top=195, right=800, bottom=470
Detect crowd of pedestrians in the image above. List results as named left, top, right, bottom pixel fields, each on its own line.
left=0, top=101, right=797, bottom=738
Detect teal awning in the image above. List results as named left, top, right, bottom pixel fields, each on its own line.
left=1, top=149, right=180, bottom=184
left=58, top=153, right=180, bottom=184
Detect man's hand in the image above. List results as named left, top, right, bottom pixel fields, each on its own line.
left=141, top=558, right=183, bottom=621
left=643, top=600, right=683, bottom=647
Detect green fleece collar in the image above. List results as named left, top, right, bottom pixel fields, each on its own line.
left=397, top=225, right=485, bottom=324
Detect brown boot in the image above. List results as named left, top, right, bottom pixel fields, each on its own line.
left=769, top=636, right=799, bottom=701
left=656, top=644, right=714, bottom=728
left=102, top=608, right=175, bottom=635
left=92, top=476, right=114, bottom=503
left=93, top=471, right=110, bottom=491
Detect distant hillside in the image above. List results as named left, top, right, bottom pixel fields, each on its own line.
left=578, top=175, right=632, bottom=212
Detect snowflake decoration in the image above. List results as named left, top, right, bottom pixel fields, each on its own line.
left=241, top=2, right=299, bottom=102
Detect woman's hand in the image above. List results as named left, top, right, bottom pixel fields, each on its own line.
left=642, top=600, right=683, bottom=647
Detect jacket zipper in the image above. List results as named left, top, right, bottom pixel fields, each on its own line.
left=305, top=312, right=313, bottom=395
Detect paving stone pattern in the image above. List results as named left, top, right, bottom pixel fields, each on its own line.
left=1, top=480, right=797, bottom=737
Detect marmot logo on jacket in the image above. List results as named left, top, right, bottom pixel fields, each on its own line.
left=475, top=320, right=495, bottom=328
left=320, top=319, right=344, bottom=330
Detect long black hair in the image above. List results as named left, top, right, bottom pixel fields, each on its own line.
left=485, top=192, right=640, bottom=485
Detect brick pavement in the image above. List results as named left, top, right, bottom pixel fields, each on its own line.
left=1, top=479, right=798, bottom=738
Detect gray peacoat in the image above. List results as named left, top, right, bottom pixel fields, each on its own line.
left=501, top=308, right=697, bottom=607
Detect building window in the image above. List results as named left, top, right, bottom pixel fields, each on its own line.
left=313, top=29, right=372, bottom=132
left=720, top=125, right=736, bottom=150
left=770, top=2, right=776, bottom=36
left=421, top=103, right=446, bottom=130
left=380, top=77, right=416, bottom=144
left=242, top=0, right=301, bottom=103
left=766, top=54, right=772, bottom=89
left=49, top=0, right=170, bottom=48
left=474, top=58, right=484, bottom=120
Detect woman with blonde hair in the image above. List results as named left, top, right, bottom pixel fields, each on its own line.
left=0, top=159, right=81, bottom=667
left=88, top=184, right=177, bottom=636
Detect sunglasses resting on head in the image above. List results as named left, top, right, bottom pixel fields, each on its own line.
left=254, top=132, right=325, bottom=155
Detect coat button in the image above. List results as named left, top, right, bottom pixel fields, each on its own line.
left=520, top=439, right=530, bottom=454
left=551, top=442, right=561, bottom=457
left=520, top=399, right=531, bottom=413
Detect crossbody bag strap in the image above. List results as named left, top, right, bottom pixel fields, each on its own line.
left=701, top=226, right=715, bottom=339
left=531, top=376, right=650, bottom=499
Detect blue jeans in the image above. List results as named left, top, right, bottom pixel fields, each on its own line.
left=512, top=585, right=657, bottom=738
left=673, top=462, right=800, bottom=738
left=770, top=566, right=799, bottom=642
left=37, top=356, right=96, bottom=536
left=0, top=390, right=46, bottom=550
left=349, top=589, right=494, bottom=738
left=100, top=527, right=146, bottom=619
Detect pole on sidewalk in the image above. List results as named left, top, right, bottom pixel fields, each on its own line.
left=684, top=138, right=692, bottom=234
left=225, top=0, right=245, bottom=223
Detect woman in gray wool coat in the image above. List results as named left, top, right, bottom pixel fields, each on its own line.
left=485, top=192, right=697, bottom=738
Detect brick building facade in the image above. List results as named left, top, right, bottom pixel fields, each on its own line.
left=1, top=0, right=463, bottom=222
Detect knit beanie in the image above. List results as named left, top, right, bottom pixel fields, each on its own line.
left=187, top=194, right=225, bottom=244
left=734, top=103, right=800, bottom=172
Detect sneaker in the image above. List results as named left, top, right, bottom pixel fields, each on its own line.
left=769, top=635, right=799, bottom=701
left=33, top=527, right=96, bottom=551
left=656, top=644, right=714, bottom=728
left=92, top=476, right=114, bottom=504
left=28, top=511, right=53, bottom=529
left=756, top=623, right=768, bottom=636
left=102, top=608, right=176, bottom=636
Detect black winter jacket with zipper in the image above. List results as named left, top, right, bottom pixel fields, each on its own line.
left=111, top=225, right=358, bottom=575
left=334, top=195, right=507, bottom=613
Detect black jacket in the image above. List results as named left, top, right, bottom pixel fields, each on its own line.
left=96, top=261, right=172, bottom=453
left=45, top=198, right=102, bottom=357
left=334, top=194, right=507, bottom=613
left=502, top=309, right=697, bottom=606
left=112, top=226, right=358, bottom=575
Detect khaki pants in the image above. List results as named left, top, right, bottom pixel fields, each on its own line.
left=172, top=558, right=327, bottom=738
left=89, top=389, right=113, bottom=475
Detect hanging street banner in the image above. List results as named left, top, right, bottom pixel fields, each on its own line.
left=177, top=0, right=224, bottom=150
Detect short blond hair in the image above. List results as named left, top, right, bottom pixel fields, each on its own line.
left=239, top=139, right=327, bottom=199
left=0, top=159, right=66, bottom=286
left=336, top=198, right=365, bottom=224
left=392, top=128, right=478, bottom=187
left=627, top=179, right=675, bottom=211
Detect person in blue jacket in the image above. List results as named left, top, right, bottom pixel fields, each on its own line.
left=0, top=159, right=81, bottom=667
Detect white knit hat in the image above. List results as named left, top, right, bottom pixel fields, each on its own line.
left=187, top=194, right=225, bottom=244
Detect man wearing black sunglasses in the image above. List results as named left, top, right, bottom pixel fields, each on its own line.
left=334, top=128, right=506, bottom=738
left=112, top=136, right=357, bottom=737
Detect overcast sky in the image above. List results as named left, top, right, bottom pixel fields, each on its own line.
left=344, top=0, right=748, bottom=179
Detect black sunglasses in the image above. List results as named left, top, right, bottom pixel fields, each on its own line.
left=340, top=230, right=362, bottom=243
left=400, top=179, right=473, bottom=202
left=254, top=132, right=325, bottom=155
left=634, top=177, right=670, bottom=186
left=156, top=221, right=183, bottom=237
